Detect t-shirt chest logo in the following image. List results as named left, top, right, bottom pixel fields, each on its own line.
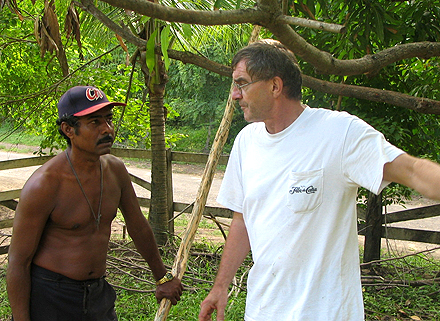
left=287, top=169, right=323, bottom=213
left=289, top=185, right=318, bottom=194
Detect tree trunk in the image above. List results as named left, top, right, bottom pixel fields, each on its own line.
left=149, top=88, right=168, bottom=245
left=140, top=50, right=169, bottom=246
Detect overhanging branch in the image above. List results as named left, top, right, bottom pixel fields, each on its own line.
left=267, top=20, right=440, bottom=76
left=97, top=0, right=440, bottom=77
left=78, top=0, right=145, bottom=47
left=98, top=0, right=266, bottom=25
left=302, top=75, right=440, bottom=114
left=277, top=15, right=346, bottom=34
left=80, top=0, right=440, bottom=114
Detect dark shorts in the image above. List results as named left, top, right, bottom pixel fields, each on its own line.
left=23, top=264, right=118, bottom=321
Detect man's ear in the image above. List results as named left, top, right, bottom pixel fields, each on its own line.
left=60, top=122, right=75, bottom=139
left=271, top=76, right=284, bottom=98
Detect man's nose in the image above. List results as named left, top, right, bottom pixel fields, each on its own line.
left=101, top=120, right=113, bottom=133
left=231, top=86, right=242, bottom=100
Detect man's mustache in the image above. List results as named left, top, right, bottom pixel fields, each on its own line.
left=97, top=135, right=114, bottom=145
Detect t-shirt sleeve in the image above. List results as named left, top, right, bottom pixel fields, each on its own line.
left=342, top=117, right=404, bottom=195
left=216, top=134, right=245, bottom=213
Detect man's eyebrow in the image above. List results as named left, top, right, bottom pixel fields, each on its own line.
left=86, top=112, right=113, bottom=120
left=87, top=113, right=113, bottom=120
left=234, top=77, right=248, bottom=83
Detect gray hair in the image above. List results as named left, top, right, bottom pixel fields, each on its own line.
left=231, top=40, right=302, bottom=100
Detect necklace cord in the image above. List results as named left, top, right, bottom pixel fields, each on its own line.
left=65, top=151, right=103, bottom=228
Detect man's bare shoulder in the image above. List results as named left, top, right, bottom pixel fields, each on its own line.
left=101, top=153, right=124, bottom=165
left=17, top=153, right=67, bottom=217
left=101, top=153, right=128, bottom=174
left=23, top=153, right=66, bottom=193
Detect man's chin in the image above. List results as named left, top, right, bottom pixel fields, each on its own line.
left=98, top=142, right=113, bottom=153
left=243, top=114, right=255, bottom=123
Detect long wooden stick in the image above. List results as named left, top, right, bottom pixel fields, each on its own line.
left=154, top=27, right=261, bottom=320
left=154, top=92, right=235, bottom=320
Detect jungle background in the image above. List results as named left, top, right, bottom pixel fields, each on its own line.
left=1, top=0, right=440, bottom=319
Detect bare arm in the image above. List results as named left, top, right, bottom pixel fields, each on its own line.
left=116, top=161, right=182, bottom=304
left=6, top=171, right=56, bottom=321
left=199, top=212, right=251, bottom=321
left=384, top=153, right=440, bottom=201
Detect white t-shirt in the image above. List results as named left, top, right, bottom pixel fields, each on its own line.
left=217, top=106, right=404, bottom=321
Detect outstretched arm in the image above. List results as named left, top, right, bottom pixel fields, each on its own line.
left=199, top=212, right=251, bottom=321
left=384, top=153, right=440, bottom=201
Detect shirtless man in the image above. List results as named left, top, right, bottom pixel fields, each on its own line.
left=6, top=86, right=183, bottom=321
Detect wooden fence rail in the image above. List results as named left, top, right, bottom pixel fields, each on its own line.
left=1, top=148, right=440, bottom=258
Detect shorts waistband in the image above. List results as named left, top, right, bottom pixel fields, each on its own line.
left=31, top=264, right=104, bottom=285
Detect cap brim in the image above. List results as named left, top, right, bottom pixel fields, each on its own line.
left=73, top=102, right=126, bottom=116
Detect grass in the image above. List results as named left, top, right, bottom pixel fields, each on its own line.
left=104, top=238, right=248, bottom=321
left=166, top=126, right=234, bottom=154
left=361, top=250, right=440, bottom=320
left=167, top=126, right=213, bottom=153
left=2, top=243, right=440, bottom=320
left=0, top=123, right=43, bottom=153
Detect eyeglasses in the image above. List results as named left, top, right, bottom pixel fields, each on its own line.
left=233, top=79, right=262, bottom=94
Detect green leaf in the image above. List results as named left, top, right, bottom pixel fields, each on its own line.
left=146, top=29, right=158, bottom=74
left=182, top=24, right=192, bottom=39
left=374, top=9, right=385, bottom=43
left=139, top=16, right=151, bottom=24
left=161, top=25, right=171, bottom=71
left=214, top=0, right=225, bottom=10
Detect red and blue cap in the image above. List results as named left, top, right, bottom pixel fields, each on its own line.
left=57, top=86, right=126, bottom=119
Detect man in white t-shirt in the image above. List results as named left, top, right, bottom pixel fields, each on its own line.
left=198, top=40, right=440, bottom=321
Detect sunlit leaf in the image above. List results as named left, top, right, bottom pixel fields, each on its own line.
left=146, top=28, right=158, bottom=74
left=160, top=24, right=171, bottom=71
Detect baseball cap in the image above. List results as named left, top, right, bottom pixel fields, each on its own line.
left=57, top=86, right=126, bottom=118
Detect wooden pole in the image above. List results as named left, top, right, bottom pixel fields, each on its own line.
left=155, top=27, right=261, bottom=320
left=166, top=148, right=174, bottom=235
left=154, top=92, right=235, bottom=320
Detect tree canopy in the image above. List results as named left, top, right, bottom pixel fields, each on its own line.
left=2, top=0, right=440, bottom=134
left=1, top=0, right=440, bottom=200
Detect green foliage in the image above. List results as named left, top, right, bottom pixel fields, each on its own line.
left=165, top=28, right=249, bottom=152
left=400, top=0, right=440, bottom=43
left=166, top=126, right=206, bottom=152
left=0, top=3, right=185, bottom=153
left=0, top=267, right=11, bottom=319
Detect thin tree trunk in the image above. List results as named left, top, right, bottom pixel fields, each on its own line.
left=140, top=50, right=169, bottom=245
left=149, top=89, right=168, bottom=245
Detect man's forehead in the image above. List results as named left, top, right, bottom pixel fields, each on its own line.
left=232, top=60, right=250, bottom=80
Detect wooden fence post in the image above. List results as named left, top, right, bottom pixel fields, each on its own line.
left=363, top=191, right=383, bottom=264
left=166, top=148, right=174, bottom=236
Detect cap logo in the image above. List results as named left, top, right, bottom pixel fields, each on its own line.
left=85, top=88, right=104, bottom=101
